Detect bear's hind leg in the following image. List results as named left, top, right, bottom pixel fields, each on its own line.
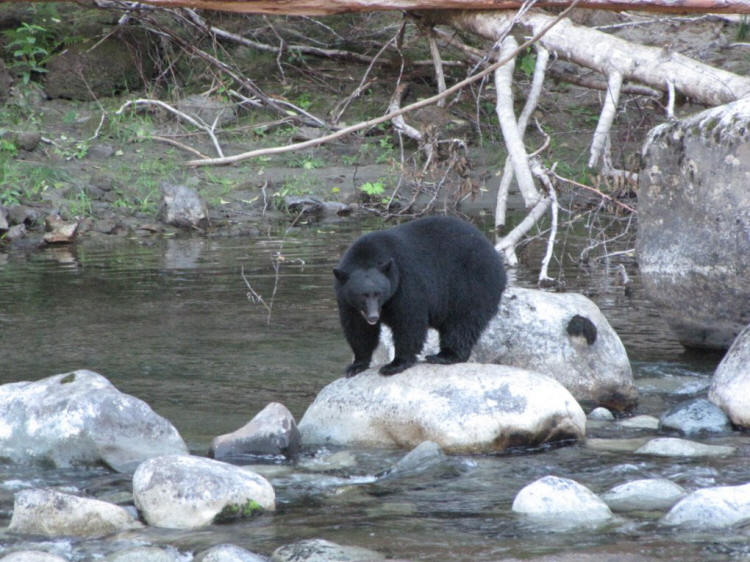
left=425, top=321, right=479, bottom=365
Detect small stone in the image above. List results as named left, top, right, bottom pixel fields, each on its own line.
left=635, top=437, right=736, bottom=457
left=659, top=398, right=732, bottom=435
left=43, top=214, right=78, bottom=244
left=588, top=407, right=615, bottom=421
left=618, top=415, right=660, bottom=430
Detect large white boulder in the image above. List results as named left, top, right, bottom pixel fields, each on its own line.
left=375, top=287, right=636, bottom=411
left=132, top=454, right=275, bottom=529
left=0, top=370, right=188, bottom=471
left=709, top=323, right=750, bottom=427
left=298, top=363, right=585, bottom=453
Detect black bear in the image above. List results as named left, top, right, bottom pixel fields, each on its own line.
left=333, top=216, right=506, bottom=376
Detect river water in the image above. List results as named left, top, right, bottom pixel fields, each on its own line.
left=0, top=219, right=745, bottom=561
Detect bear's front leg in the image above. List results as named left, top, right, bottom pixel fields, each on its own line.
left=341, top=306, right=381, bottom=377
left=380, top=315, right=427, bottom=376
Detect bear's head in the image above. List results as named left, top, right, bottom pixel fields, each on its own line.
left=333, top=259, right=398, bottom=325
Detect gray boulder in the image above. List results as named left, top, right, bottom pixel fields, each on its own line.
left=271, top=539, right=384, bottom=562
left=210, top=402, right=300, bottom=460
left=159, top=183, right=209, bottom=230
left=298, top=363, right=586, bottom=453
left=659, top=397, right=732, bottom=435
left=511, top=475, right=613, bottom=527
left=375, top=287, right=636, bottom=411
left=662, top=482, right=750, bottom=528
left=176, top=94, right=237, bottom=128
left=637, top=97, right=750, bottom=350
left=0, top=370, right=188, bottom=471
left=8, top=488, right=141, bottom=538
left=601, top=478, right=686, bottom=512
left=709, top=323, right=750, bottom=427
left=132, top=454, right=275, bottom=529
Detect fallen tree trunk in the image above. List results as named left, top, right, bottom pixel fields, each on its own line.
left=74, top=0, right=750, bottom=15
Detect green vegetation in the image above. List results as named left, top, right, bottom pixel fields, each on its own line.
left=3, top=22, right=56, bottom=84
left=214, top=499, right=264, bottom=523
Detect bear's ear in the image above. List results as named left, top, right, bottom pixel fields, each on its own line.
left=377, top=258, right=394, bottom=274
left=333, top=268, right=348, bottom=282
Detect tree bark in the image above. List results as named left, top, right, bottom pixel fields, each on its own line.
left=77, top=0, right=750, bottom=15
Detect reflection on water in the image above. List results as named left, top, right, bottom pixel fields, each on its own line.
left=0, top=221, right=734, bottom=561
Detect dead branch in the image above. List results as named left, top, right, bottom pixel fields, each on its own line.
left=588, top=70, right=623, bottom=168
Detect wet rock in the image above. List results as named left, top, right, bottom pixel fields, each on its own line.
left=0, top=205, right=7, bottom=231
left=43, top=214, right=79, bottom=244
left=284, top=196, right=351, bottom=220
left=271, top=538, right=385, bottom=562
left=132, top=454, right=275, bottom=529
left=637, top=97, right=750, bottom=350
left=299, top=450, right=358, bottom=472
left=376, top=287, right=636, bottom=411
left=511, top=475, right=613, bottom=526
left=5, top=224, right=26, bottom=241
left=105, top=546, right=181, bottom=562
left=588, top=407, right=615, bottom=421
left=210, top=402, right=301, bottom=461
left=298, top=363, right=586, bottom=453
left=585, top=437, right=649, bottom=453
left=601, top=478, right=686, bottom=512
left=662, top=482, right=750, bottom=528
left=195, top=544, right=268, bottom=562
left=0, top=551, right=67, bottom=562
left=617, top=415, right=660, bottom=430
left=0, top=369, right=188, bottom=471
left=8, top=488, right=140, bottom=538
left=659, top=397, right=732, bottom=435
left=635, top=437, right=735, bottom=457
left=44, top=29, right=154, bottom=100
left=381, top=440, right=446, bottom=478
left=176, top=94, right=237, bottom=127
left=709, top=323, right=750, bottom=427
left=159, top=183, right=209, bottom=230
left=7, top=204, right=40, bottom=227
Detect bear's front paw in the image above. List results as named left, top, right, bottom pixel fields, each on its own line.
left=379, top=358, right=416, bottom=376
left=345, top=361, right=370, bottom=377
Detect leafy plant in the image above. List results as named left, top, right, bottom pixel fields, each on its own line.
left=359, top=180, right=385, bottom=198
left=3, top=22, right=58, bottom=84
left=518, top=49, right=536, bottom=79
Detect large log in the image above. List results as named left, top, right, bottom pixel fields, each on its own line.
left=15, top=0, right=750, bottom=15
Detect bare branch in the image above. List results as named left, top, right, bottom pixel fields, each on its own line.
left=588, top=70, right=623, bottom=168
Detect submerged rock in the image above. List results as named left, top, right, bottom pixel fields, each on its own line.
left=132, top=454, right=275, bottom=530
left=0, top=369, right=188, bottom=471
left=0, top=551, right=68, bottom=562
left=271, top=538, right=385, bottom=562
left=602, top=478, right=686, bottom=512
left=662, top=482, right=750, bottom=528
left=9, top=488, right=141, bottom=538
left=637, top=97, right=750, bottom=350
left=659, top=397, right=732, bottom=435
left=104, top=546, right=181, bottom=562
left=210, top=402, right=300, bottom=461
left=635, top=437, right=735, bottom=458
left=299, top=363, right=585, bottom=453
left=618, top=415, right=660, bottom=430
left=43, top=214, right=78, bottom=244
left=381, top=440, right=446, bottom=479
left=709, top=323, right=750, bottom=427
left=195, top=543, right=268, bottom=562
left=375, top=287, right=636, bottom=411
left=511, top=475, right=613, bottom=527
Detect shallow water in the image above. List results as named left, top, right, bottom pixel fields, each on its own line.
left=0, top=220, right=743, bottom=561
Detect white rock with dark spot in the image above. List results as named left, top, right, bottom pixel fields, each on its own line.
left=299, top=363, right=585, bottom=453
left=375, top=287, right=636, bottom=411
left=132, top=454, right=275, bottom=529
left=8, top=488, right=141, bottom=538
left=512, top=475, right=613, bottom=526
left=662, top=483, right=750, bottom=528
left=602, top=478, right=686, bottom=512
left=0, top=370, right=188, bottom=471
left=635, top=437, right=735, bottom=457
left=709, top=323, right=750, bottom=427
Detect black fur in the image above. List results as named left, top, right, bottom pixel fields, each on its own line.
left=333, top=216, right=506, bottom=376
